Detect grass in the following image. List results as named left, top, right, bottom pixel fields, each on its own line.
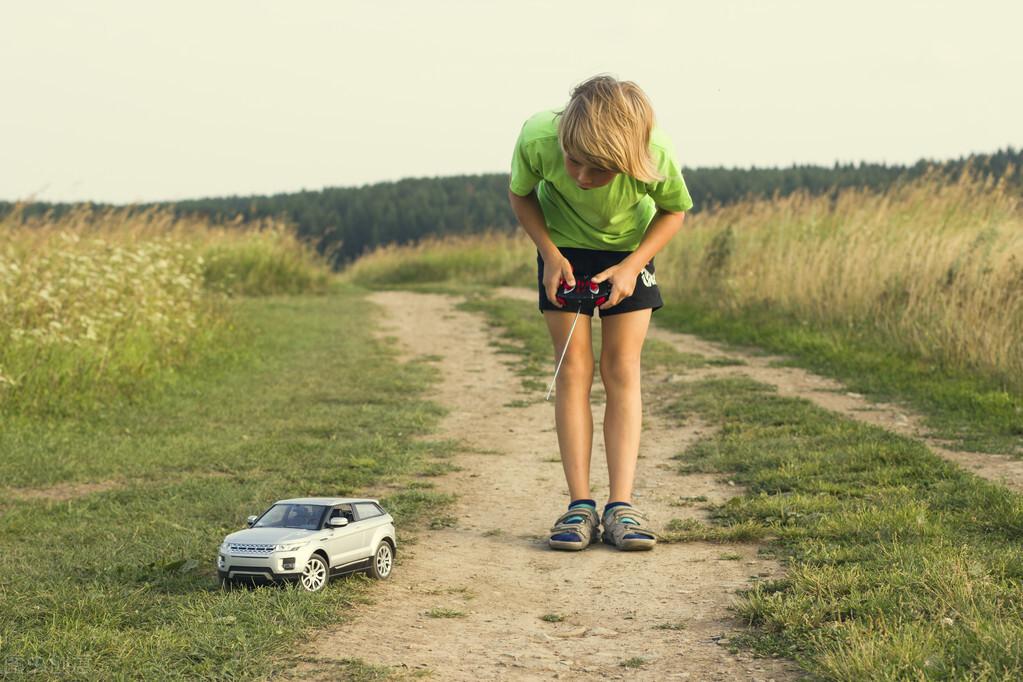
left=340, top=231, right=533, bottom=288
left=653, top=621, right=687, bottom=631
left=661, top=517, right=767, bottom=544
left=313, top=658, right=396, bottom=681
left=661, top=172, right=1023, bottom=389
left=429, top=515, right=458, bottom=530
left=657, top=301, right=1023, bottom=454
left=663, top=376, right=1023, bottom=680
left=287, top=656, right=432, bottom=681
left=620, top=657, right=647, bottom=668
left=424, top=608, right=464, bottom=619
left=653, top=171, right=1023, bottom=455
left=0, top=286, right=454, bottom=680
left=670, top=495, right=709, bottom=507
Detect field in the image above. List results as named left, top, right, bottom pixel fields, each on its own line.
left=347, top=172, right=1023, bottom=454
left=0, top=212, right=453, bottom=678
left=3, top=175, right=1023, bottom=680
left=0, top=206, right=331, bottom=416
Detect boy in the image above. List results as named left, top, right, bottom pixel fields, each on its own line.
left=508, top=74, right=693, bottom=551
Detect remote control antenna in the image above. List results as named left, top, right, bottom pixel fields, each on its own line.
left=545, top=306, right=582, bottom=401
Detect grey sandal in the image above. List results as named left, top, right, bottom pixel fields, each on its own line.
left=602, top=505, right=657, bottom=551
left=549, top=506, right=601, bottom=551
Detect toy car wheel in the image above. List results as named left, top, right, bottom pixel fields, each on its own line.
left=299, top=554, right=329, bottom=592
left=368, top=541, right=394, bottom=580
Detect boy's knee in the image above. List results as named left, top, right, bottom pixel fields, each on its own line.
left=558, top=355, right=595, bottom=384
left=599, top=354, right=640, bottom=387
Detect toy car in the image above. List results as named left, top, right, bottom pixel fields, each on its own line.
left=217, top=497, right=396, bottom=592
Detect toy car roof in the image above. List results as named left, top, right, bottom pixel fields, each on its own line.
left=272, top=497, right=381, bottom=506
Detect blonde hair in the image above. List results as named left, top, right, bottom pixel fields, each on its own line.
left=557, top=75, right=663, bottom=182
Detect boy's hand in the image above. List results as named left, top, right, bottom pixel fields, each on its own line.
left=591, top=263, right=641, bottom=310
left=542, top=253, right=575, bottom=308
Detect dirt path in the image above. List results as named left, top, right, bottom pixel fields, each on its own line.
left=284, top=291, right=799, bottom=681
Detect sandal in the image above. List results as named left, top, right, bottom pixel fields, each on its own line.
left=549, top=506, right=601, bottom=551
left=602, top=505, right=657, bottom=551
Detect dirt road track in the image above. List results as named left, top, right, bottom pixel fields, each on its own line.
left=284, top=291, right=799, bottom=681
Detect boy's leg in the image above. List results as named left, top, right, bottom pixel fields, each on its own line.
left=544, top=310, right=595, bottom=501
left=599, top=308, right=651, bottom=503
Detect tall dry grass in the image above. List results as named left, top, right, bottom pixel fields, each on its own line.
left=343, top=171, right=1023, bottom=390
left=658, top=171, right=1023, bottom=389
left=0, top=206, right=332, bottom=414
left=340, top=231, right=534, bottom=288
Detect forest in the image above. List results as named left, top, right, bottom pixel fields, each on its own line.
left=4, top=146, right=1019, bottom=267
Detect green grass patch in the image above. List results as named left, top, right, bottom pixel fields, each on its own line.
left=657, top=300, right=1023, bottom=455
left=664, top=375, right=1023, bottom=679
left=661, top=517, right=768, bottom=543
left=640, top=338, right=712, bottom=370
left=653, top=620, right=687, bottom=631
left=669, top=495, right=709, bottom=507
left=0, top=285, right=454, bottom=679
left=429, top=516, right=458, bottom=530
left=620, top=656, right=648, bottom=669
left=307, top=658, right=398, bottom=681
left=424, top=608, right=464, bottom=619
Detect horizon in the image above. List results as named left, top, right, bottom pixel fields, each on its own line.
left=5, top=144, right=1015, bottom=207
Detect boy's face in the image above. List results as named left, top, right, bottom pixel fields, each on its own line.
left=563, top=153, right=618, bottom=190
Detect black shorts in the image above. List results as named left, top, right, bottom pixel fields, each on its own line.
left=536, top=247, right=663, bottom=317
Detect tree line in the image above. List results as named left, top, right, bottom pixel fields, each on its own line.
left=4, top=147, right=1019, bottom=267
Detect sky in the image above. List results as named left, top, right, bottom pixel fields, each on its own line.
left=2, top=0, right=1021, bottom=204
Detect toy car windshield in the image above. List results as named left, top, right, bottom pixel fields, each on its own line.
left=252, top=504, right=327, bottom=531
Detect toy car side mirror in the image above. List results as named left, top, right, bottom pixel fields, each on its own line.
left=246, top=515, right=258, bottom=527
left=328, top=517, right=349, bottom=528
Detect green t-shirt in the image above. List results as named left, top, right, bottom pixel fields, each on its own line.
left=509, top=109, right=693, bottom=252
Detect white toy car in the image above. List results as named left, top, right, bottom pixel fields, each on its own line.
left=217, top=497, right=396, bottom=592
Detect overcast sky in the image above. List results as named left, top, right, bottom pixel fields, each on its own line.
left=3, top=0, right=1021, bottom=204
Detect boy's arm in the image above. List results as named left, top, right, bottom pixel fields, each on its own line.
left=591, top=208, right=686, bottom=309
left=508, top=189, right=575, bottom=307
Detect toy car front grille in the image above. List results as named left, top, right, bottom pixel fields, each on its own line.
left=228, top=543, right=275, bottom=556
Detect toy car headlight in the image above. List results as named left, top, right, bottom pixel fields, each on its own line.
left=274, top=543, right=305, bottom=552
